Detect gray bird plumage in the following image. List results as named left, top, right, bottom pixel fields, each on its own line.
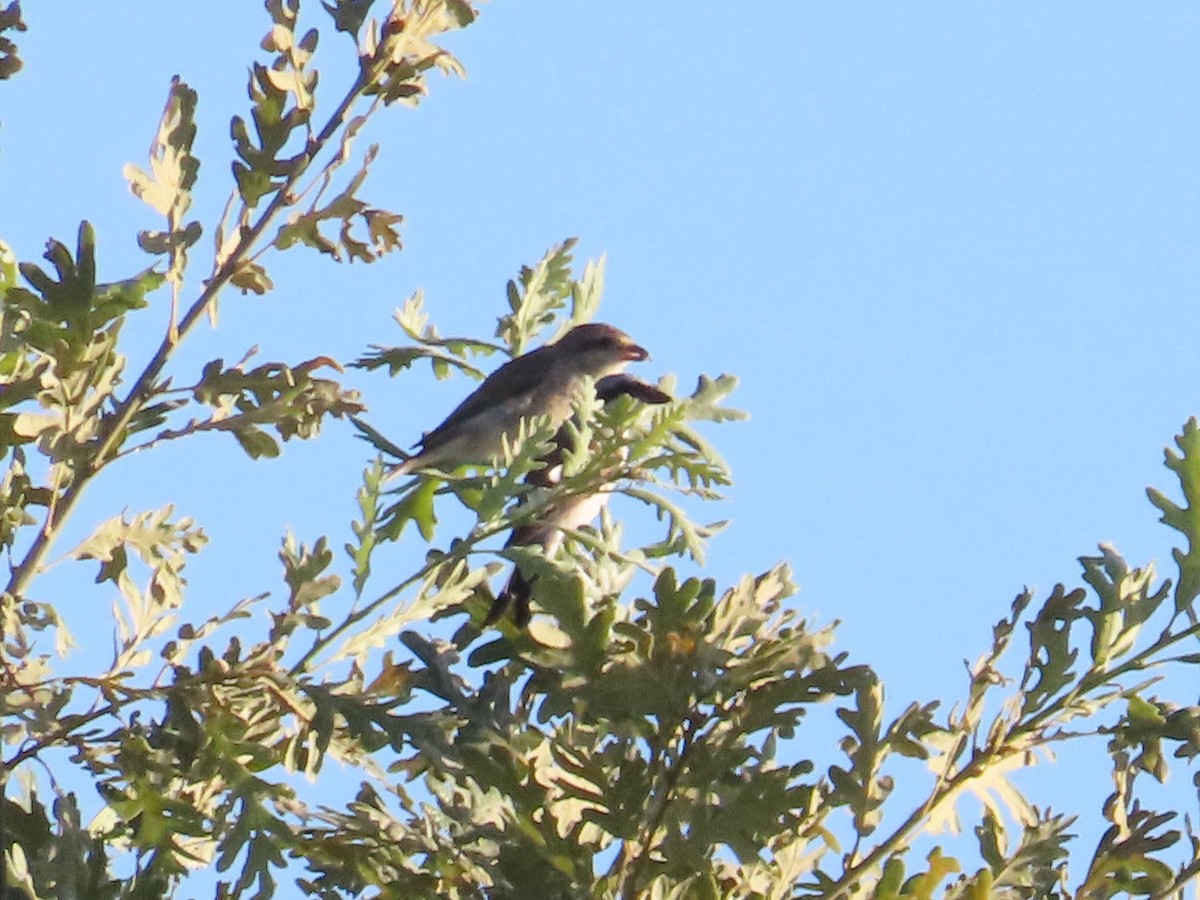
left=392, top=323, right=649, bottom=477
left=487, top=372, right=672, bottom=627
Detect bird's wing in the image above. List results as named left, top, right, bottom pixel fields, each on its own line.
left=417, top=345, right=554, bottom=452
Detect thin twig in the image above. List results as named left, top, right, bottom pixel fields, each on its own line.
left=3, top=63, right=375, bottom=605
left=615, top=711, right=705, bottom=899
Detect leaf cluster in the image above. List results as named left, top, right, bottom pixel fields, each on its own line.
left=0, top=2, right=23, bottom=81
left=4, top=4, right=1200, bottom=900
left=2, top=3, right=478, bottom=893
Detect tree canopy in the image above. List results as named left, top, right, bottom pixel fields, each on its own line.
left=2, top=3, right=1200, bottom=898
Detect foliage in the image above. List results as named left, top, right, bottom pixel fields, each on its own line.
left=3, top=3, right=1200, bottom=899
left=0, top=2, right=22, bottom=82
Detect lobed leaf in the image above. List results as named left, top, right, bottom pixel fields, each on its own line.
left=0, top=0, right=25, bottom=80
left=495, top=238, right=579, bottom=354
left=1147, top=417, right=1200, bottom=621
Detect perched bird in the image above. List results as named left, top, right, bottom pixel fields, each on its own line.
left=487, top=372, right=672, bottom=628
left=392, top=323, right=649, bottom=477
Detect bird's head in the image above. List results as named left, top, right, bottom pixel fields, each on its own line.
left=554, top=322, right=649, bottom=379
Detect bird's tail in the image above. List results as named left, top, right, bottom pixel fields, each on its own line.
left=486, top=570, right=534, bottom=629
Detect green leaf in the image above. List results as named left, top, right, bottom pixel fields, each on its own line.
left=569, top=254, right=605, bottom=323
left=123, top=76, right=200, bottom=221
left=829, top=675, right=889, bottom=835
left=136, top=221, right=202, bottom=257
left=321, top=0, right=375, bottom=36
left=272, top=144, right=402, bottom=263
left=4, top=225, right=157, bottom=404
left=229, top=258, right=274, bottom=295
left=280, top=533, right=341, bottom=623
left=1019, top=583, right=1084, bottom=715
left=347, top=459, right=385, bottom=597
left=900, top=848, right=962, bottom=899
left=495, top=238, right=578, bottom=355
left=1080, top=804, right=1180, bottom=899
left=353, top=292, right=497, bottom=380
left=1147, top=416, right=1200, bottom=621
left=1080, top=545, right=1169, bottom=667
left=232, top=158, right=278, bottom=208
left=188, top=355, right=365, bottom=455
left=73, top=506, right=207, bottom=666
left=444, top=0, right=476, bottom=27
left=229, top=61, right=309, bottom=207
left=0, top=1, right=26, bottom=80
left=233, top=425, right=281, bottom=459
left=93, top=267, right=164, bottom=326
left=378, top=475, right=439, bottom=541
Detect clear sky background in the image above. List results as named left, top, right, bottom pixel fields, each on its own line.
left=3, top=0, right=1199, bottom=887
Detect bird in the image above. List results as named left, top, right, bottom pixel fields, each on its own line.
left=391, top=323, right=649, bottom=477
left=487, top=372, right=672, bottom=628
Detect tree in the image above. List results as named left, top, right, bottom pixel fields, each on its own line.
left=3, top=2, right=1200, bottom=898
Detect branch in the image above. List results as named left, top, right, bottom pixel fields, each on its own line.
left=289, top=510, right=509, bottom=675
left=3, top=50, right=380, bottom=604
left=821, top=616, right=1200, bottom=899
left=614, top=709, right=705, bottom=898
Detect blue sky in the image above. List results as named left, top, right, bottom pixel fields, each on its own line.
left=4, top=0, right=1200, bottom=885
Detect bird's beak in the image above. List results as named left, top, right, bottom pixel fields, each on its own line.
left=621, top=340, right=650, bottom=362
